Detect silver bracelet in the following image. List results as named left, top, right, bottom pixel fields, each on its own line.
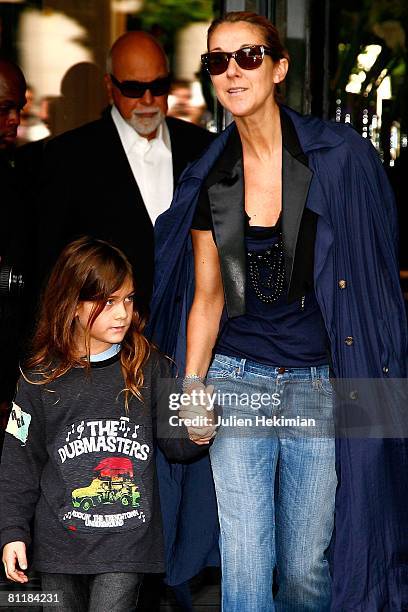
left=182, top=374, right=204, bottom=392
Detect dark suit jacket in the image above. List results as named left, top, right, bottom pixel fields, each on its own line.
left=34, top=112, right=214, bottom=315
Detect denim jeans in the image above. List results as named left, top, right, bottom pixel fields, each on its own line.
left=207, top=354, right=337, bottom=612
left=41, top=572, right=141, bottom=612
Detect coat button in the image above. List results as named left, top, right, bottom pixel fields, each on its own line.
left=345, top=336, right=354, bottom=346
left=338, top=279, right=347, bottom=289
left=349, top=390, right=358, bottom=400
left=382, top=366, right=389, bottom=374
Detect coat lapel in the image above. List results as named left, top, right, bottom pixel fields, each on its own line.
left=208, top=161, right=246, bottom=318
left=205, top=113, right=314, bottom=311
left=104, top=112, right=153, bottom=228
left=167, top=117, right=194, bottom=186
left=168, top=122, right=185, bottom=185
left=282, top=147, right=313, bottom=293
left=206, top=126, right=246, bottom=317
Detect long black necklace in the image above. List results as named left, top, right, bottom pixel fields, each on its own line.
left=247, top=233, right=285, bottom=303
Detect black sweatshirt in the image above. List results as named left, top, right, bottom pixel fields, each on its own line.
left=0, top=350, right=206, bottom=574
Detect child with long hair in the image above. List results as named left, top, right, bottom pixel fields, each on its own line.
left=0, top=237, right=208, bottom=611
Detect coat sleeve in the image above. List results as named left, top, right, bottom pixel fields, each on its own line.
left=359, top=137, right=399, bottom=257
left=150, top=353, right=210, bottom=463
left=0, top=376, right=48, bottom=549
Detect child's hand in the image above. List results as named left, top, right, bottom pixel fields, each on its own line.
left=2, top=541, right=28, bottom=583
left=179, top=382, right=216, bottom=444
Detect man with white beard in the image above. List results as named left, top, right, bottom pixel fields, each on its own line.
left=34, top=32, right=214, bottom=318
left=105, top=32, right=176, bottom=229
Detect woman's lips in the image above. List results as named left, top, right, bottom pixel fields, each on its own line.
left=227, top=87, right=247, bottom=94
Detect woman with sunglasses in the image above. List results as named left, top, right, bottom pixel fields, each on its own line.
left=185, top=13, right=336, bottom=611
left=149, top=11, right=407, bottom=612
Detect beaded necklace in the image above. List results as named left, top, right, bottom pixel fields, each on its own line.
left=247, top=234, right=285, bottom=304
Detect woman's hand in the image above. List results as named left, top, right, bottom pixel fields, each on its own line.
left=2, top=541, right=28, bottom=583
left=180, top=381, right=216, bottom=444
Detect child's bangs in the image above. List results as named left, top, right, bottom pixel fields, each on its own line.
left=79, top=255, right=132, bottom=303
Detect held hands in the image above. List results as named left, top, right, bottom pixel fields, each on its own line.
left=2, top=541, right=28, bottom=583
left=179, top=380, right=216, bottom=445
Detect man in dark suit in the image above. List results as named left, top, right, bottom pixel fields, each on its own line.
left=35, top=32, right=214, bottom=317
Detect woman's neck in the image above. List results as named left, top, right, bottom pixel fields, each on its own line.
left=235, top=103, right=281, bottom=160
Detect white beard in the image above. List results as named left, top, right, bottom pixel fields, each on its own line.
left=128, top=108, right=164, bottom=137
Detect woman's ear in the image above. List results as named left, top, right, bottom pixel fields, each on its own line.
left=273, top=58, right=289, bottom=84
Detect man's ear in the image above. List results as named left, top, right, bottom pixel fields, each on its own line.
left=273, top=58, right=289, bottom=84
left=104, top=73, right=114, bottom=104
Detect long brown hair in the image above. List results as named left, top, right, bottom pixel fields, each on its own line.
left=207, top=11, right=289, bottom=63
left=25, top=237, right=150, bottom=406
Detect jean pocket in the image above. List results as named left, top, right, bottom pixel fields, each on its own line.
left=207, top=356, right=236, bottom=380
left=316, top=376, right=334, bottom=398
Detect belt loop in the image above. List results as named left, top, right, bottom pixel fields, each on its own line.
left=311, top=366, right=318, bottom=382
left=238, top=358, right=246, bottom=378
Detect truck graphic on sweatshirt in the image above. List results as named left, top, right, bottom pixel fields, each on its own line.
left=71, top=457, right=140, bottom=511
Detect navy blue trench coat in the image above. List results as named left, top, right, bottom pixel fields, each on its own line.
left=148, top=106, right=408, bottom=611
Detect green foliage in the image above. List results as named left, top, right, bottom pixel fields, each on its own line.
left=139, top=0, right=213, bottom=33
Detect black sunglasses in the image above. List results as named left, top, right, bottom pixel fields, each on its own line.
left=110, top=74, right=171, bottom=98
left=201, top=45, right=274, bottom=76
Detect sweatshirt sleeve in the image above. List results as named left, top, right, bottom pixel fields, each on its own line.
left=0, top=375, right=48, bottom=549
left=150, top=353, right=210, bottom=462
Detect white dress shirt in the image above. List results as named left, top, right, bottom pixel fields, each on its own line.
left=111, top=105, right=173, bottom=225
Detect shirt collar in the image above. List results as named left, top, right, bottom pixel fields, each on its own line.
left=280, top=107, right=308, bottom=165
left=111, top=105, right=171, bottom=154
left=89, top=343, right=121, bottom=363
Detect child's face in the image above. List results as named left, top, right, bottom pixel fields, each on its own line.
left=75, top=278, right=134, bottom=355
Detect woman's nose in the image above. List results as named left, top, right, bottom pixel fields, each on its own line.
left=225, top=57, right=240, bottom=78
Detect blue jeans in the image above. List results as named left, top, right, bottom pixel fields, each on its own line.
left=207, top=354, right=337, bottom=612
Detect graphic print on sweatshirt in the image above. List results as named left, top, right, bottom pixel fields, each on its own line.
left=55, top=416, right=152, bottom=533
left=6, top=402, right=31, bottom=444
